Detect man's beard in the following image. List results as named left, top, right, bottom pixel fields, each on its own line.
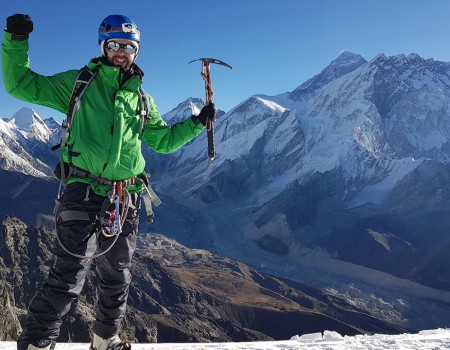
left=111, top=56, right=132, bottom=71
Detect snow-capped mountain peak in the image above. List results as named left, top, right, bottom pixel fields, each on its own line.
left=0, top=108, right=58, bottom=177
left=9, top=107, right=52, bottom=142
left=161, top=97, right=227, bottom=126
left=10, top=107, right=38, bottom=129
left=326, top=51, right=368, bottom=74
left=290, top=51, right=367, bottom=100
left=162, top=98, right=205, bottom=124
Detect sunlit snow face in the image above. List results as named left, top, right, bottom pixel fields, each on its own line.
left=104, top=39, right=138, bottom=72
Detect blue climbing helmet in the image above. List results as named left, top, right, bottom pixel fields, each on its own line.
left=98, top=15, right=140, bottom=45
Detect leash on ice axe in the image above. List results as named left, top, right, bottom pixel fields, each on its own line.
left=189, top=58, right=232, bottom=162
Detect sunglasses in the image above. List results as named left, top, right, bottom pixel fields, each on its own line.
left=106, top=41, right=138, bottom=55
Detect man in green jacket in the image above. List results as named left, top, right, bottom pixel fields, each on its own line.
left=3, top=14, right=215, bottom=350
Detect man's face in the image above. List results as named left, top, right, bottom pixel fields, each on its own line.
left=105, top=39, right=138, bottom=72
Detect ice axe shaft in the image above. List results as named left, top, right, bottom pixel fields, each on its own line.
left=189, top=58, right=232, bottom=162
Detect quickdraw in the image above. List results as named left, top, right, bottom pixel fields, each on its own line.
left=99, top=181, right=131, bottom=238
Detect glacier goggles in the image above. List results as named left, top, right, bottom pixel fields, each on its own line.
left=106, top=40, right=138, bottom=55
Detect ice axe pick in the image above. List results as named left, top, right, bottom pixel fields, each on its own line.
left=189, top=58, right=232, bottom=162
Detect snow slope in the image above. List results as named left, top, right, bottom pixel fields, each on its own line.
left=1, top=329, right=449, bottom=349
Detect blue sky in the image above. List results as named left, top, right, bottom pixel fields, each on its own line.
left=2, top=0, right=450, bottom=121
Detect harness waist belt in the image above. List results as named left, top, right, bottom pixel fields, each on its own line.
left=69, top=166, right=137, bottom=187
left=67, top=165, right=161, bottom=222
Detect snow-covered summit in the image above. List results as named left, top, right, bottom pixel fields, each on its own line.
left=290, top=51, right=367, bottom=100
left=162, top=97, right=204, bottom=124
left=0, top=108, right=56, bottom=177
left=161, top=97, right=227, bottom=125
left=327, top=51, right=368, bottom=74
left=9, top=107, right=52, bottom=143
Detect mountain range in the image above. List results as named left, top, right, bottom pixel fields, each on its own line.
left=1, top=51, right=450, bottom=332
left=0, top=216, right=406, bottom=342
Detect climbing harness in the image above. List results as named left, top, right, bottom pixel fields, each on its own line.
left=54, top=166, right=160, bottom=260
left=55, top=179, right=131, bottom=260
left=52, top=66, right=161, bottom=260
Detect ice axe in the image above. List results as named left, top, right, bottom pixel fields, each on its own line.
left=189, top=58, right=232, bottom=162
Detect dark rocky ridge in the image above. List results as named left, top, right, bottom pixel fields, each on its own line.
left=0, top=217, right=407, bottom=343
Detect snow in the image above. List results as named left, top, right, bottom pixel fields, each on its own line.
left=256, top=92, right=296, bottom=110
left=1, top=329, right=450, bottom=349
left=10, top=107, right=51, bottom=142
left=0, top=127, right=48, bottom=177
left=256, top=97, right=287, bottom=113
left=348, top=157, right=425, bottom=206
left=10, top=107, right=36, bottom=130
left=162, top=98, right=204, bottom=124
left=0, top=118, right=16, bottom=139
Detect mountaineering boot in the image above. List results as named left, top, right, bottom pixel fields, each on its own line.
left=90, top=333, right=131, bottom=350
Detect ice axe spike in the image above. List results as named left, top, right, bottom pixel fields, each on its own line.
left=189, top=58, right=232, bottom=162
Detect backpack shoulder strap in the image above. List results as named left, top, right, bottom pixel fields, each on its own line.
left=54, top=66, right=97, bottom=184
left=51, top=66, right=97, bottom=152
left=138, top=86, right=151, bottom=135
left=65, top=66, right=98, bottom=133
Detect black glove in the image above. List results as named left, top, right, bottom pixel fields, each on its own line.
left=6, top=14, right=33, bottom=36
left=193, top=103, right=216, bottom=126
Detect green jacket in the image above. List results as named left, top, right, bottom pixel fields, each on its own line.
left=2, top=31, right=204, bottom=195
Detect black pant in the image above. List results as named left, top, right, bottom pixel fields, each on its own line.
left=17, top=183, right=140, bottom=350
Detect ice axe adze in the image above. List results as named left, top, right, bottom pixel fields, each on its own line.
left=189, top=58, right=232, bottom=163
